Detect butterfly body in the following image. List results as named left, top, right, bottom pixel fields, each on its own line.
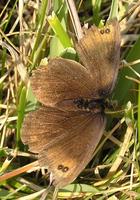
left=73, top=97, right=104, bottom=112
left=21, top=19, right=120, bottom=188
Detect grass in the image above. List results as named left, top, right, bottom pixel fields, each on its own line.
left=0, top=0, right=140, bottom=199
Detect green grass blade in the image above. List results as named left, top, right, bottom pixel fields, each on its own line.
left=47, top=11, right=72, bottom=48
left=138, top=84, right=140, bottom=143
left=2, top=0, right=18, bottom=31
left=16, top=86, right=26, bottom=148
left=30, top=0, right=48, bottom=65
left=59, top=184, right=99, bottom=199
left=30, top=31, right=50, bottom=69
left=114, top=36, right=140, bottom=104
left=108, top=0, right=119, bottom=20
left=92, top=0, right=102, bottom=25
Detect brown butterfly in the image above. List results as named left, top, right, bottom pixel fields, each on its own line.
left=21, top=19, right=120, bottom=188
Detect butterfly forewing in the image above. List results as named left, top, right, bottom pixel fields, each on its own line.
left=30, top=58, right=98, bottom=109
left=75, top=19, right=120, bottom=96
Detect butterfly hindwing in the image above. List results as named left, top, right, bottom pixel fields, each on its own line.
left=21, top=106, right=106, bottom=188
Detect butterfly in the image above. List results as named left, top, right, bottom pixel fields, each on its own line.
left=21, top=19, right=120, bottom=188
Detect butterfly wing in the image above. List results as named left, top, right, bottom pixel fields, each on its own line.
left=30, top=58, right=98, bottom=108
left=22, top=106, right=82, bottom=153
left=21, top=106, right=106, bottom=188
left=76, top=19, right=120, bottom=96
